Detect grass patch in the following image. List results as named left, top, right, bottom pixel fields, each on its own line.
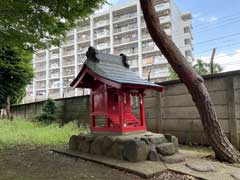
left=0, top=119, right=88, bottom=150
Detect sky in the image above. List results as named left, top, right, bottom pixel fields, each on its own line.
left=100, top=0, right=240, bottom=72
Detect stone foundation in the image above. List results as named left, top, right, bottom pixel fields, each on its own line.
left=69, top=131, right=181, bottom=162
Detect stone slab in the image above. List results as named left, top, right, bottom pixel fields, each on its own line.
left=52, top=149, right=167, bottom=179
left=167, top=159, right=240, bottom=180
left=232, top=172, right=240, bottom=180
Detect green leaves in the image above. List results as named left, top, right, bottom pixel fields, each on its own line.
left=193, top=59, right=223, bottom=75
left=0, top=47, right=33, bottom=105
left=0, top=0, right=106, bottom=50
left=36, top=99, right=57, bottom=124
left=169, top=59, right=223, bottom=80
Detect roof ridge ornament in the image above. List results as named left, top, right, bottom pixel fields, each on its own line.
left=86, top=46, right=99, bottom=62
left=120, top=53, right=129, bottom=68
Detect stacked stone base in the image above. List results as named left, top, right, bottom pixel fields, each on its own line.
left=69, top=131, right=182, bottom=162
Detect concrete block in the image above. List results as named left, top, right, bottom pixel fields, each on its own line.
left=162, top=106, right=199, bottom=119
left=144, top=97, right=157, bottom=108
left=205, top=78, right=228, bottom=91
left=162, top=94, right=194, bottom=107
left=233, top=75, right=240, bottom=90
left=145, top=107, right=157, bottom=119
left=145, top=90, right=158, bottom=98
left=146, top=118, right=157, bottom=130
left=163, top=83, right=188, bottom=96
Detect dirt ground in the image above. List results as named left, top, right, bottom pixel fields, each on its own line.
left=0, top=146, right=199, bottom=180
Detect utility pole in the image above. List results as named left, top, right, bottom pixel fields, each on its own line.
left=210, top=48, right=216, bottom=75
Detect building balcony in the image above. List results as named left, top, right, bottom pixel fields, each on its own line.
left=96, top=43, right=110, bottom=50
left=142, top=45, right=159, bottom=53
left=35, top=78, right=46, bottom=82
left=114, top=47, right=138, bottom=56
left=50, top=63, right=59, bottom=69
left=36, top=91, right=46, bottom=98
left=155, top=2, right=170, bottom=12
left=77, top=25, right=90, bottom=32
left=141, top=15, right=170, bottom=27
left=78, top=36, right=90, bottom=43
left=114, top=37, right=138, bottom=46
left=128, top=59, right=138, bottom=68
left=142, top=33, right=151, bottom=40
left=49, top=83, right=60, bottom=89
left=142, top=56, right=167, bottom=66
left=49, top=53, right=59, bottom=59
left=63, top=77, right=74, bottom=87
left=94, top=30, right=110, bottom=39
left=78, top=47, right=89, bottom=54
left=62, top=50, right=74, bottom=57
left=94, top=20, right=109, bottom=28
left=78, top=54, right=85, bottom=64
left=63, top=38, right=74, bottom=46
left=35, top=57, right=46, bottom=62
left=50, top=73, right=59, bottom=79
left=159, top=15, right=171, bottom=24
left=63, top=61, right=75, bottom=67
left=63, top=67, right=75, bottom=77
left=114, top=23, right=138, bottom=34
left=35, top=74, right=46, bottom=81
left=113, top=12, right=137, bottom=23
left=35, top=66, right=46, bottom=72
left=35, top=85, right=46, bottom=90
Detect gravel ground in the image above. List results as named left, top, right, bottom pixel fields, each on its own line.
left=0, top=146, right=199, bottom=180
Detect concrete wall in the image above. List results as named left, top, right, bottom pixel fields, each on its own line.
left=133, top=71, right=240, bottom=149
left=11, top=71, right=240, bottom=148
left=12, top=96, right=91, bottom=125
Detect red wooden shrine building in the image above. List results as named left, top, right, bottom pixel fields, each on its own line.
left=71, top=47, right=164, bottom=134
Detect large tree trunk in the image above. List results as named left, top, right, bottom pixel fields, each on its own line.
left=6, top=96, right=12, bottom=120
left=140, top=0, right=240, bottom=163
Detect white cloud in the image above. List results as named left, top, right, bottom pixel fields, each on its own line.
left=208, top=16, right=218, bottom=22
left=96, top=0, right=122, bottom=13
left=197, top=16, right=218, bottom=23
left=195, top=49, right=240, bottom=72
left=192, top=12, right=202, bottom=18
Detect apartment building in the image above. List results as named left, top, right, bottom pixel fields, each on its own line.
left=24, top=0, right=193, bottom=103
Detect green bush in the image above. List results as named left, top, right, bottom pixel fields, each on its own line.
left=36, top=99, right=57, bottom=124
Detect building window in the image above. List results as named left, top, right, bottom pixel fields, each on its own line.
left=184, top=38, right=191, bottom=45
left=184, top=26, right=190, bottom=33
left=185, top=50, right=192, bottom=57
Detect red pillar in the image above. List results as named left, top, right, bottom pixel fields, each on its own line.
left=119, top=93, right=125, bottom=130
left=140, top=93, right=146, bottom=128
left=90, top=91, right=95, bottom=128
left=104, top=84, right=109, bottom=127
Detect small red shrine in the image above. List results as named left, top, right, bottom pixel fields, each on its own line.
left=70, top=47, right=164, bottom=134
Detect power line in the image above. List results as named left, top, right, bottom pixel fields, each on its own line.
left=170, top=19, right=240, bottom=41
left=194, top=15, right=240, bottom=30
left=194, top=39, right=240, bottom=53
left=169, top=16, right=240, bottom=39
left=194, top=32, right=240, bottom=45
left=193, top=11, right=240, bottom=28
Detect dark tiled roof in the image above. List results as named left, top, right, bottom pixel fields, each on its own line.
left=74, top=47, right=163, bottom=89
